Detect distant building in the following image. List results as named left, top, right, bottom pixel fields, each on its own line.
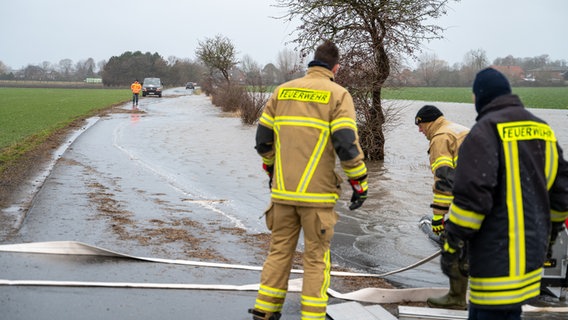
left=491, top=65, right=525, bottom=82
left=84, top=78, right=102, bottom=83
left=526, top=66, right=568, bottom=83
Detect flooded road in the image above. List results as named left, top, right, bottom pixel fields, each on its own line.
left=1, top=88, right=567, bottom=319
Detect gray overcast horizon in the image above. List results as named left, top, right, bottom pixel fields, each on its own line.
left=1, top=0, right=566, bottom=70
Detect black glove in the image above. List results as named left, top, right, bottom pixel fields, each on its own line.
left=547, top=221, right=565, bottom=259
left=262, top=163, right=273, bottom=189
left=348, top=175, right=368, bottom=210
left=441, top=232, right=469, bottom=279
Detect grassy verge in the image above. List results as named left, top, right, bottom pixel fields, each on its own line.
left=0, top=87, right=130, bottom=173
left=0, top=80, right=105, bottom=89
left=382, top=87, right=568, bottom=109
left=255, top=86, right=567, bottom=109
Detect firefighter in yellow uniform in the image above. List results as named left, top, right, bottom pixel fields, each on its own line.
left=249, top=40, right=368, bottom=320
left=130, top=79, right=142, bottom=107
left=414, top=105, right=470, bottom=310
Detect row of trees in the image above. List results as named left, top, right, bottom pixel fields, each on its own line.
left=410, top=50, right=567, bottom=87
left=100, top=51, right=202, bottom=87
left=0, top=49, right=306, bottom=87
left=0, top=58, right=99, bottom=82
left=3, top=50, right=565, bottom=88
left=3, top=49, right=565, bottom=89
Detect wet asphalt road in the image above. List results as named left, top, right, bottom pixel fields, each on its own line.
left=1, top=88, right=567, bottom=319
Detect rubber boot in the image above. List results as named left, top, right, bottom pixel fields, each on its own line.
left=248, top=308, right=282, bottom=320
left=427, top=275, right=468, bottom=310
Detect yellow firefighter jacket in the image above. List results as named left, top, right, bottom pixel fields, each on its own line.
left=131, top=81, right=142, bottom=94
left=255, top=66, right=367, bottom=207
left=422, top=116, right=469, bottom=215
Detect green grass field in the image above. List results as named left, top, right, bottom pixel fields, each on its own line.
left=382, top=87, right=568, bottom=109
left=0, top=87, right=130, bottom=172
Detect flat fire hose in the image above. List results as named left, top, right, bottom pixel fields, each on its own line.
left=2, top=241, right=567, bottom=311
left=0, top=241, right=440, bottom=278
left=0, top=241, right=447, bottom=304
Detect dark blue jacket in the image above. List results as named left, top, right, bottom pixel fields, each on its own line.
left=446, top=94, right=568, bottom=309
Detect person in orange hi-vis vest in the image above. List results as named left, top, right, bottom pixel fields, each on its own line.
left=130, top=79, right=142, bottom=108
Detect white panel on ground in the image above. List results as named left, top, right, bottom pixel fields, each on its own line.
left=364, top=305, right=398, bottom=320
left=398, top=306, right=467, bottom=320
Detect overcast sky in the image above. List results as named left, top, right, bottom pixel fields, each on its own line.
left=1, top=0, right=566, bottom=70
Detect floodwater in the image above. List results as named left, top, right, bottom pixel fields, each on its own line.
left=1, top=88, right=567, bottom=319
left=336, top=97, right=568, bottom=288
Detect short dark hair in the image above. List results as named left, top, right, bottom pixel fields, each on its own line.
left=313, top=40, right=339, bottom=68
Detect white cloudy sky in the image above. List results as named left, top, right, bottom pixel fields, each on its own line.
left=1, top=0, right=566, bottom=70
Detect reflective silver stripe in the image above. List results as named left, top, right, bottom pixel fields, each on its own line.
left=469, top=268, right=542, bottom=305
left=298, top=130, right=329, bottom=193
left=259, top=113, right=274, bottom=128
left=275, top=116, right=329, bottom=129
left=254, top=301, right=282, bottom=313
left=258, top=284, right=287, bottom=298
left=271, top=190, right=338, bottom=203
left=330, top=117, right=357, bottom=132
left=344, top=163, right=367, bottom=179
left=448, top=204, right=484, bottom=230
left=469, top=283, right=540, bottom=305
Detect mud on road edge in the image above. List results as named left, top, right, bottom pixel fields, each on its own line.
left=0, top=105, right=142, bottom=238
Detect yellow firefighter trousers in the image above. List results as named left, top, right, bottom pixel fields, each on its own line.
left=254, top=202, right=338, bottom=320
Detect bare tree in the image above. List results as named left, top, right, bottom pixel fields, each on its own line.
left=275, top=0, right=459, bottom=160
left=58, top=59, right=74, bottom=79
left=239, top=55, right=270, bottom=125
left=75, top=58, right=96, bottom=81
left=262, top=63, right=280, bottom=85
left=195, top=34, right=239, bottom=84
left=240, top=54, right=263, bottom=86
left=461, top=48, right=489, bottom=85
left=416, top=53, right=450, bottom=86
left=493, top=54, right=516, bottom=67
left=23, top=65, right=45, bottom=81
left=97, top=60, right=107, bottom=74
left=463, top=48, right=489, bottom=71
left=167, top=56, right=180, bottom=66
left=276, top=48, right=304, bottom=82
left=0, top=61, right=8, bottom=74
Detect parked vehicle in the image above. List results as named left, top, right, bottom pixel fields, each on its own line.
left=142, top=78, right=163, bottom=97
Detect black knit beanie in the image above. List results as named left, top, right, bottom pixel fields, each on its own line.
left=415, top=105, right=443, bottom=125
left=472, top=67, right=511, bottom=113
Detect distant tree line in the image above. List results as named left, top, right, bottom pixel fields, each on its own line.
left=0, top=58, right=98, bottom=82
left=0, top=49, right=306, bottom=88
left=100, top=51, right=205, bottom=87
left=402, top=49, right=568, bottom=87
left=2, top=48, right=566, bottom=90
